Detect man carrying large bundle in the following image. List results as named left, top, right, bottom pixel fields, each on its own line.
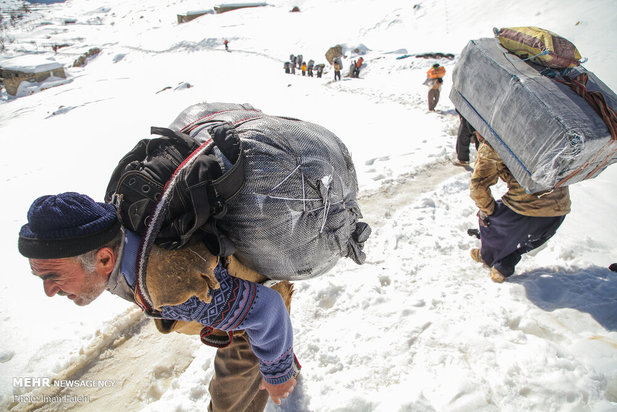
left=17, top=103, right=370, bottom=411
left=469, top=133, right=571, bottom=282
left=18, top=193, right=299, bottom=410
left=426, top=63, right=445, bottom=111
left=452, top=27, right=617, bottom=282
left=333, top=58, right=341, bottom=81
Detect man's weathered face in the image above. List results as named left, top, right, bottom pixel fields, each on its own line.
left=29, top=258, right=108, bottom=306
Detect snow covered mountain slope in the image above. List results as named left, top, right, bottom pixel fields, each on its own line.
left=1, top=0, right=616, bottom=411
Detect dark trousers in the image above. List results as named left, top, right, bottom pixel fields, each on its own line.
left=479, top=201, right=566, bottom=277
left=428, top=89, right=440, bottom=111
left=334, top=70, right=341, bottom=81
left=456, top=116, right=478, bottom=162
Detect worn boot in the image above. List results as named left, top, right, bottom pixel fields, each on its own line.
left=470, top=248, right=488, bottom=267
left=489, top=267, right=506, bottom=283
left=451, top=159, right=470, bottom=167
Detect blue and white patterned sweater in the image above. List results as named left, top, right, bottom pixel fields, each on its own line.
left=119, top=230, right=295, bottom=385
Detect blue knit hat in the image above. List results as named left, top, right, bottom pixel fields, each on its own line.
left=18, top=192, right=121, bottom=259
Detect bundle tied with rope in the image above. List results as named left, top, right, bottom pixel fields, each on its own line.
left=494, top=26, right=584, bottom=69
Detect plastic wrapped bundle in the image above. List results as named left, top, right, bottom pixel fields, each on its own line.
left=169, top=102, right=370, bottom=280
left=450, top=38, right=617, bottom=193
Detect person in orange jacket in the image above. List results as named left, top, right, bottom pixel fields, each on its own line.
left=427, top=62, right=445, bottom=79
left=301, top=62, right=307, bottom=76
left=426, top=63, right=445, bottom=111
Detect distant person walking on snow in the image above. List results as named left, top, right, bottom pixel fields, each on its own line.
left=469, top=133, right=571, bottom=283
left=290, top=55, right=296, bottom=74
left=426, top=63, right=445, bottom=111
left=301, top=62, right=307, bottom=76
left=333, top=60, right=341, bottom=81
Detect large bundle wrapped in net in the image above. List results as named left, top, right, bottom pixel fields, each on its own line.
left=166, top=102, right=370, bottom=280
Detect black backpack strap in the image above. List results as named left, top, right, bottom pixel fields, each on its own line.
left=150, top=126, right=200, bottom=151
left=207, top=122, right=246, bottom=208
left=211, top=142, right=245, bottom=205
left=147, top=124, right=245, bottom=208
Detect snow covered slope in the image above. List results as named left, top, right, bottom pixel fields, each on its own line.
left=1, top=0, right=616, bottom=411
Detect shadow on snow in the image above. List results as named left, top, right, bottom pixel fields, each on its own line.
left=508, top=265, right=617, bottom=331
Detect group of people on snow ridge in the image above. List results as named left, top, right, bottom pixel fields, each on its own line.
left=285, top=54, right=365, bottom=81
left=285, top=54, right=325, bottom=78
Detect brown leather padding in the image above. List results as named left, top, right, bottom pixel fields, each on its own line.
left=150, top=247, right=294, bottom=336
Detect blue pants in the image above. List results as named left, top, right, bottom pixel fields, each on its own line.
left=480, top=201, right=565, bottom=277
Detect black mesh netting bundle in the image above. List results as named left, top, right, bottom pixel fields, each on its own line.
left=169, top=102, right=371, bottom=280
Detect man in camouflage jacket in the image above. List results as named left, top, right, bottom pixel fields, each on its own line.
left=469, top=134, right=571, bottom=282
